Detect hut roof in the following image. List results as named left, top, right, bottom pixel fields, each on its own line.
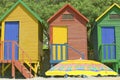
left=0, top=0, right=44, bottom=24
left=47, top=4, right=89, bottom=23
left=95, top=3, right=120, bottom=22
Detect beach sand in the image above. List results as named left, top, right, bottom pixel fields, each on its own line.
left=0, top=76, right=120, bottom=80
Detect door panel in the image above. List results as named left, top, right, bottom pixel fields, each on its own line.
left=101, top=27, right=116, bottom=60
left=4, top=21, right=19, bottom=60
left=53, top=26, right=67, bottom=44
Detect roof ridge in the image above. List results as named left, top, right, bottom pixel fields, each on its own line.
left=47, top=4, right=89, bottom=23
left=0, top=0, right=44, bottom=24
left=95, top=3, right=120, bottom=21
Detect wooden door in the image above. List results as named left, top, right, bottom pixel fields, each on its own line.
left=101, top=27, right=116, bottom=60
left=50, top=26, right=68, bottom=63
left=4, top=21, right=19, bottom=60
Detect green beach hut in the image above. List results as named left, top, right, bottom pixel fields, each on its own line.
left=92, top=3, right=120, bottom=72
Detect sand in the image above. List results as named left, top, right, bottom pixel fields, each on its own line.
left=0, top=77, right=120, bottom=80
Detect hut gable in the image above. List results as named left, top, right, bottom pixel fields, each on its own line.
left=95, top=3, right=120, bottom=23
left=0, top=0, right=43, bottom=23
left=48, top=4, right=88, bottom=25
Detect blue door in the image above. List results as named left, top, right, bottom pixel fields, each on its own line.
left=101, top=27, right=116, bottom=60
left=4, top=21, right=19, bottom=60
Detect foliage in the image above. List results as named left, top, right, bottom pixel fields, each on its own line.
left=0, top=0, right=120, bottom=49
left=1, top=0, right=120, bottom=26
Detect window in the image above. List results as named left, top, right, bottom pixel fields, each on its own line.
left=62, top=14, right=74, bottom=20
left=109, top=14, right=120, bottom=19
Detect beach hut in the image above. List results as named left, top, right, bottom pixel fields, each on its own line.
left=92, top=3, right=120, bottom=72
left=0, top=0, right=44, bottom=78
left=48, top=4, right=89, bottom=66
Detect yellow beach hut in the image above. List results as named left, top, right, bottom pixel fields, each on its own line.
left=0, top=0, right=44, bottom=78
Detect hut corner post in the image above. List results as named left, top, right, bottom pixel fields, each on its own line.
left=12, top=41, right=15, bottom=78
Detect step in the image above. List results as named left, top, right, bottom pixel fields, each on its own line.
left=14, top=61, right=33, bottom=78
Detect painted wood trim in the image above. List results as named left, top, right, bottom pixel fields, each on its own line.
left=1, top=22, right=4, bottom=60
left=55, top=44, right=58, bottom=60
left=60, top=44, right=63, bottom=60
left=1, top=22, right=4, bottom=41
left=97, top=25, right=102, bottom=60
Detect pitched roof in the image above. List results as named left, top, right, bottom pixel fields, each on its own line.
left=47, top=4, right=89, bottom=23
left=95, top=3, right=120, bottom=21
left=0, top=0, right=43, bottom=23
